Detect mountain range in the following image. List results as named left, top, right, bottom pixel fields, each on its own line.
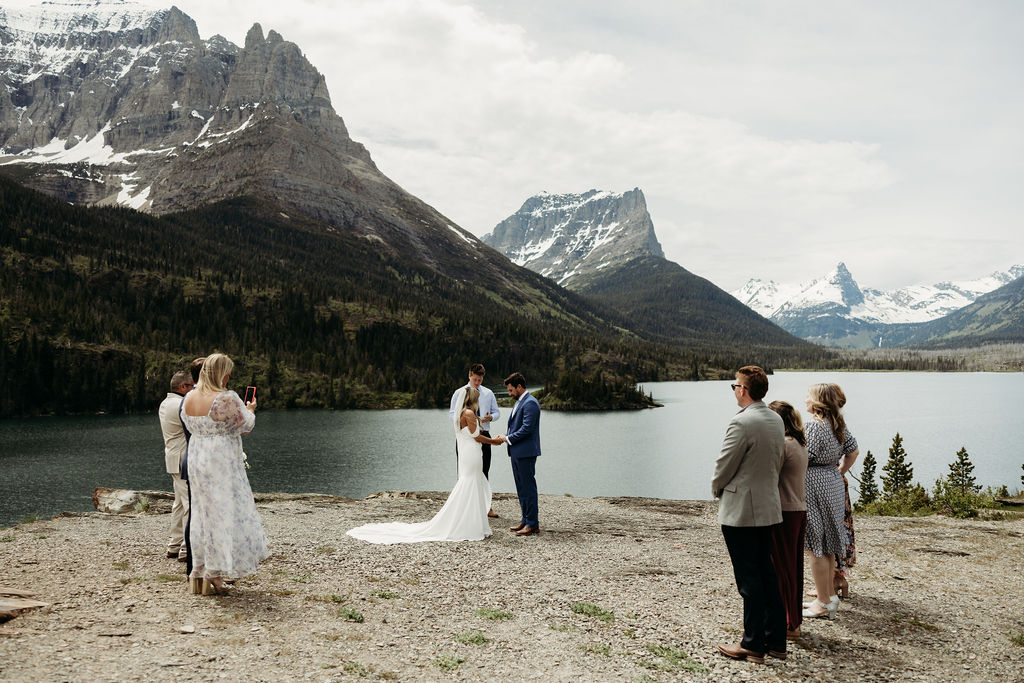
left=482, top=189, right=819, bottom=353
left=732, top=263, right=1024, bottom=347
left=0, top=1, right=825, bottom=415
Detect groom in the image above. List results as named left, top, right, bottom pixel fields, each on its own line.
left=497, top=372, right=541, bottom=536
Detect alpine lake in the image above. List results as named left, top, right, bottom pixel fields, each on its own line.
left=1, top=371, right=1021, bottom=528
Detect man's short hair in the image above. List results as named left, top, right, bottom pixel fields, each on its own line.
left=170, top=370, right=192, bottom=392
left=189, top=357, right=206, bottom=383
left=503, top=372, right=526, bottom=389
left=470, top=363, right=485, bottom=376
left=736, top=365, right=769, bottom=400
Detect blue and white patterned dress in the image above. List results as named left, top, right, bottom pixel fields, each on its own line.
left=804, top=419, right=857, bottom=557
left=181, top=390, right=269, bottom=580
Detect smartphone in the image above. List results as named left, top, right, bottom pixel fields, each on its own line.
left=244, top=386, right=257, bottom=404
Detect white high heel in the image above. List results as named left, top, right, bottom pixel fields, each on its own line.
left=802, top=596, right=838, bottom=619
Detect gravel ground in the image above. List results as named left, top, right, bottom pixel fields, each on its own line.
left=2, top=492, right=1023, bottom=682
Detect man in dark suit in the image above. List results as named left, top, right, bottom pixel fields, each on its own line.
left=711, top=365, right=787, bottom=664
left=496, top=372, right=541, bottom=536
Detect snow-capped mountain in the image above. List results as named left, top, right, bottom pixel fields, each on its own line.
left=732, top=263, right=1024, bottom=346
left=482, top=188, right=663, bottom=287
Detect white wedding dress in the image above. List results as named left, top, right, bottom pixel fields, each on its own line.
left=346, top=394, right=492, bottom=544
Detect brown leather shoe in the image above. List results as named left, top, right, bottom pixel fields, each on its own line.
left=717, top=643, right=765, bottom=664
left=487, top=510, right=499, bottom=518
left=767, top=649, right=787, bottom=660
left=786, top=627, right=801, bottom=639
left=515, top=525, right=539, bottom=536
left=509, top=523, right=526, bottom=532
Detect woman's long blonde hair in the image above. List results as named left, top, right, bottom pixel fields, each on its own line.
left=807, top=383, right=847, bottom=442
left=462, top=386, right=480, bottom=418
left=198, top=353, right=234, bottom=393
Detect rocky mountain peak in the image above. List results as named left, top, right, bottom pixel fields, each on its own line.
left=482, top=187, right=664, bottom=287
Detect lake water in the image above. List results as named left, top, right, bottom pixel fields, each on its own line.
left=1, top=372, right=1021, bottom=528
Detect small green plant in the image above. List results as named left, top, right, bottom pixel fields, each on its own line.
left=155, top=573, right=185, bottom=583
left=581, top=642, right=611, bottom=655
left=434, top=654, right=465, bottom=671
left=326, top=594, right=346, bottom=603
left=371, top=590, right=399, bottom=599
left=314, top=546, right=335, bottom=555
left=19, top=513, right=39, bottom=524
left=1010, top=630, right=1024, bottom=647
left=571, top=601, right=614, bottom=622
left=475, top=607, right=512, bottom=620
left=642, top=644, right=709, bottom=673
left=290, top=574, right=313, bottom=583
left=337, top=606, right=364, bottom=622
left=454, top=631, right=489, bottom=645
left=342, top=661, right=369, bottom=676
left=134, top=497, right=150, bottom=512
left=112, top=560, right=130, bottom=570
left=0, top=534, right=13, bottom=543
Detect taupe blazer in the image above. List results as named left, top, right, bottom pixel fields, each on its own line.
left=159, top=392, right=187, bottom=475
left=711, top=400, right=785, bottom=527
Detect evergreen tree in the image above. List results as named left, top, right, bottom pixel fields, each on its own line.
left=881, top=432, right=914, bottom=498
left=857, top=450, right=880, bottom=506
left=947, top=446, right=980, bottom=494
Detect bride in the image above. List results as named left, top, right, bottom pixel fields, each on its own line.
left=347, top=386, right=503, bottom=544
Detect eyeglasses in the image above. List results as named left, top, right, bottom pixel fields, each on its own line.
left=730, top=384, right=745, bottom=391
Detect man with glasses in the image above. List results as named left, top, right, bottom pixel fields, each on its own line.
left=158, top=369, right=195, bottom=561
left=712, top=365, right=787, bottom=664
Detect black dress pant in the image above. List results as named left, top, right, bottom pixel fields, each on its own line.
left=721, top=524, right=787, bottom=653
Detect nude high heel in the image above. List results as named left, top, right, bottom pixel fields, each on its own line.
left=189, top=577, right=203, bottom=594
left=835, top=573, right=850, bottom=599
left=802, top=596, right=839, bottom=619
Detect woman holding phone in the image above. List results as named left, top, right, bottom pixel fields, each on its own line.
left=180, top=353, right=267, bottom=595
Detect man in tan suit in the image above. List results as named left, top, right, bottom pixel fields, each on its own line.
left=158, top=370, right=194, bottom=561
left=712, top=365, right=786, bottom=664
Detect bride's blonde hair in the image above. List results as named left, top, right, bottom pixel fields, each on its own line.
left=462, top=387, right=480, bottom=417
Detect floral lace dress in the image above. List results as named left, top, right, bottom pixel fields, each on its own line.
left=181, top=390, right=269, bottom=579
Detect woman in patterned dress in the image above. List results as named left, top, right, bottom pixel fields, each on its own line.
left=802, top=383, right=859, bottom=619
left=181, top=353, right=268, bottom=595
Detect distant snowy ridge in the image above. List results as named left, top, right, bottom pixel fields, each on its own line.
left=482, top=188, right=663, bottom=287
left=732, top=262, right=1024, bottom=341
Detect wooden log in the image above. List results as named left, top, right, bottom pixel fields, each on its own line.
left=0, top=596, right=49, bottom=622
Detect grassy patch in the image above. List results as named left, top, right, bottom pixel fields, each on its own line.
left=338, top=606, right=364, bottom=622
left=0, top=534, right=13, bottom=543
left=20, top=514, right=39, bottom=524
left=434, top=654, right=465, bottom=671
left=454, top=631, right=489, bottom=645
left=112, top=560, right=130, bottom=570
left=571, top=601, right=614, bottom=622
left=640, top=644, right=709, bottom=673
left=155, top=573, right=185, bottom=583
left=371, top=590, right=399, bottom=599
left=290, top=574, right=313, bottom=583
left=549, top=623, right=576, bottom=632
left=475, top=607, right=513, bottom=620
left=581, top=642, right=611, bottom=655
left=134, top=497, right=150, bottom=512
left=1008, top=631, right=1024, bottom=647
left=342, top=661, right=369, bottom=676
left=314, top=546, right=335, bottom=555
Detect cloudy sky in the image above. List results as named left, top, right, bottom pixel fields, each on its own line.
left=16, top=0, right=1024, bottom=291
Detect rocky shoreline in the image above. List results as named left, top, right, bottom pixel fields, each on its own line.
left=2, top=491, right=1023, bottom=681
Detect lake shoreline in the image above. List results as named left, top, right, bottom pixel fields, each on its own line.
left=3, top=491, right=1023, bottom=680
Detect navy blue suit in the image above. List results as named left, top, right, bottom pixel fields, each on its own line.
left=506, top=391, right=541, bottom=527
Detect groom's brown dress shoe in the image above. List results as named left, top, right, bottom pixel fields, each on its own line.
left=487, top=510, right=499, bottom=518
left=716, top=643, right=765, bottom=664
left=509, top=523, right=526, bottom=532
left=515, top=526, right=539, bottom=536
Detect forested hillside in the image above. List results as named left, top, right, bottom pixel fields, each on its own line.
left=1, top=178, right=821, bottom=417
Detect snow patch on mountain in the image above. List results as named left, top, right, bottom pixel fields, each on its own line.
left=733, top=263, right=1024, bottom=326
